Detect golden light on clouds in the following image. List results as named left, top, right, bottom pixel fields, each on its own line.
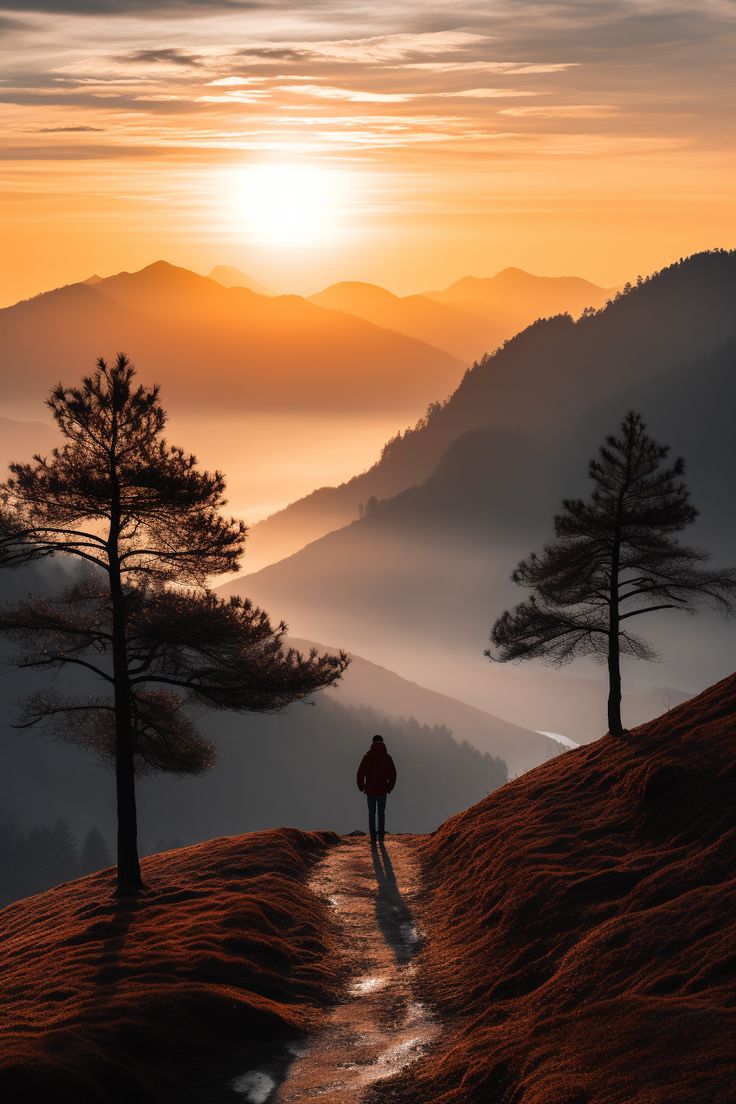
left=0, top=2, right=735, bottom=304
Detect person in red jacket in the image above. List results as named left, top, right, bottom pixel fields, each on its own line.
left=356, top=734, right=397, bottom=845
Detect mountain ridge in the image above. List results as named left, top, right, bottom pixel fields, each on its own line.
left=239, top=250, right=736, bottom=570
left=0, top=260, right=463, bottom=415
left=222, top=252, right=736, bottom=733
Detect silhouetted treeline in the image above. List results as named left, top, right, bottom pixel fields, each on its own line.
left=0, top=817, right=112, bottom=907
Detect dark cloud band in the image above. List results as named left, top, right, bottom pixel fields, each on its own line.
left=123, top=48, right=203, bottom=65
left=0, top=1, right=260, bottom=13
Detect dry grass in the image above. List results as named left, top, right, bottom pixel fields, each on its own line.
left=382, top=673, right=736, bottom=1104
left=3, top=676, right=735, bottom=1103
left=0, top=828, right=340, bottom=1102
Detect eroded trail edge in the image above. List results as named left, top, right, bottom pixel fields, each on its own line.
left=234, top=835, right=438, bottom=1103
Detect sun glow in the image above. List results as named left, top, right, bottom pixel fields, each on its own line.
left=225, top=163, right=347, bottom=248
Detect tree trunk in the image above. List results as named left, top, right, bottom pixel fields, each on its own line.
left=607, top=520, right=624, bottom=736
left=108, top=412, right=142, bottom=895
left=607, top=636, right=623, bottom=736
left=114, top=685, right=141, bottom=894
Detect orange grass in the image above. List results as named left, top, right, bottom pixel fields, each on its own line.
left=384, top=674, right=736, bottom=1104
left=0, top=828, right=340, bottom=1102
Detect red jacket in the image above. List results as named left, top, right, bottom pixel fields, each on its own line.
left=357, top=742, right=397, bottom=797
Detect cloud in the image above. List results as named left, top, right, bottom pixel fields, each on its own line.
left=280, top=84, right=414, bottom=103
left=0, top=14, right=26, bottom=32
left=403, top=61, right=577, bottom=74
left=207, top=76, right=262, bottom=86
left=0, top=1, right=257, bottom=11
left=36, top=124, right=105, bottom=131
left=122, top=48, right=203, bottom=66
left=231, top=32, right=490, bottom=69
left=499, top=104, right=618, bottom=118
left=0, top=89, right=200, bottom=113
left=1, top=143, right=162, bottom=159
left=235, top=47, right=308, bottom=62
left=197, top=90, right=268, bottom=103
left=300, top=31, right=487, bottom=64
left=2, top=0, right=734, bottom=167
left=444, top=88, right=541, bottom=99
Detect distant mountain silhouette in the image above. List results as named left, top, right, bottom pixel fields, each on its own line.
left=424, top=266, right=615, bottom=327
left=222, top=426, right=697, bottom=738
left=309, top=281, right=505, bottom=362
left=244, top=251, right=736, bottom=569
left=208, top=264, right=274, bottom=296
left=0, top=261, right=462, bottom=415
left=289, top=636, right=554, bottom=774
left=309, top=269, right=615, bottom=364
left=223, top=252, right=736, bottom=732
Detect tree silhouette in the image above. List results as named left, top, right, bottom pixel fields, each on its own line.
left=0, top=355, right=349, bottom=893
left=79, top=828, right=113, bottom=876
left=488, top=412, right=736, bottom=735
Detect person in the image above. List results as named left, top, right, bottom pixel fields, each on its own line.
left=356, top=734, right=397, bottom=844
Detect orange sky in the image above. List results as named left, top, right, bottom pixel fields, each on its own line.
left=1, top=1, right=736, bottom=306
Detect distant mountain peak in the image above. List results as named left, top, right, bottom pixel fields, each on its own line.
left=449, top=267, right=610, bottom=293
left=138, top=259, right=199, bottom=279
left=311, top=281, right=400, bottom=305
left=208, top=265, right=274, bottom=296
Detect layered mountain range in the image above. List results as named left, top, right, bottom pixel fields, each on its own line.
left=0, top=262, right=460, bottom=416
left=222, top=252, right=736, bottom=736
left=2, top=251, right=733, bottom=747
left=0, top=261, right=611, bottom=422
left=308, top=268, right=614, bottom=363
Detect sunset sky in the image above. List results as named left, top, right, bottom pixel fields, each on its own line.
left=1, top=0, right=735, bottom=306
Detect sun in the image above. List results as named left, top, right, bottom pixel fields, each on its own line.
left=226, top=163, right=344, bottom=248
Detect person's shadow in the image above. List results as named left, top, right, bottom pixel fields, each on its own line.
left=371, top=843, right=420, bottom=964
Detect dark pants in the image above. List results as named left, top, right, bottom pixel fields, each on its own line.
left=367, top=794, right=387, bottom=840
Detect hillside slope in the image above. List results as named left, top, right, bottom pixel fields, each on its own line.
left=244, top=251, right=736, bottom=569
left=388, top=673, right=736, bottom=1104
left=0, top=830, right=340, bottom=1103
left=221, top=420, right=704, bottom=737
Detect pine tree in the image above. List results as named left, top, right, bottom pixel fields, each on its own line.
left=488, top=412, right=736, bottom=735
left=0, top=355, right=349, bottom=893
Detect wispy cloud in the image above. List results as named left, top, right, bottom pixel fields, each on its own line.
left=0, top=1, right=255, bottom=11
left=122, top=48, right=203, bottom=66
left=290, top=31, right=487, bottom=64
left=500, top=104, right=618, bottom=118
left=36, top=124, right=104, bottom=132
left=402, top=61, right=577, bottom=74
left=443, top=88, right=541, bottom=99
left=280, top=84, right=414, bottom=103
left=207, top=75, right=262, bottom=86
left=2, top=0, right=735, bottom=266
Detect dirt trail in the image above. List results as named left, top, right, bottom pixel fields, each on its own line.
left=233, top=835, right=437, bottom=1103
